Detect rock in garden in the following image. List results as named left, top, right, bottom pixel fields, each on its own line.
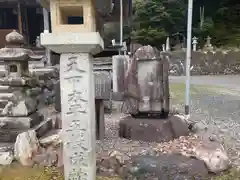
left=33, top=146, right=58, bottom=167
left=98, top=155, right=121, bottom=176
left=128, top=154, right=209, bottom=179
left=190, top=121, right=208, bottom=133
left=170, top=115, right=189, bottom=137
left=0, top=151, right=14, bottom=165
left=109, top=150, right=130, bottom=164
left=153, top=133, right=231, bottom=174
left=14, top=130, right=40, bottom=166
left=193, top=139, right=231, bottom=173
left=39, top=129, right=61, bottom=147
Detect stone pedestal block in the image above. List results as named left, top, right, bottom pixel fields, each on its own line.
left=119, top=116, right=174, bottom=143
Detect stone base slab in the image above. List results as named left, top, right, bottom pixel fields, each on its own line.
left=0, top=86, right=21, bottom=93
left=0, top=113, right=42, bottom=129
left=119, top=115, right=189, bottom=143
left=0, top=118, right=53, bottom=142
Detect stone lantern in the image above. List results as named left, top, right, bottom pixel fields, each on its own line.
left=0, top=30, right=42, bottom=86
left=0, top=30, right=45, bottom=143
left=39, top=0, right=104, bottom=179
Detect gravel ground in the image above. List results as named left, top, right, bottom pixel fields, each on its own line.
left=96, top=88, right=240, bottom=168
left=170, top=76, right=240, bottom=166
left=187, top=93, right=240, bottom=166
left=96, top=113, right=160, bottom=158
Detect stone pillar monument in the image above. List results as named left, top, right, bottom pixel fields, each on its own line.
left=40, top=0, right=103, bottom=179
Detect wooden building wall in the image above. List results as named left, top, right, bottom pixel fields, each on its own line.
left=0, top=0, right=43, bottom=48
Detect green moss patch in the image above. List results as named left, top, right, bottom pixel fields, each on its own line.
left=0, top=164, right=121, bottom=180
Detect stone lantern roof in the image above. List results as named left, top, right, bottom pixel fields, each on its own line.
left=0, top=30, right=43, bottom=61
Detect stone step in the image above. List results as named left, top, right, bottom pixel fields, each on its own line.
left=32, top=48, right=45, bottom=56
left=0, top=117, right=53, bottom=143
left=29, top=61, right=45, bottom=69
left=0, top=143, right=14, bottom=152
left=30, top=67, right=55, bottom=76
left=0, top=93, right=13, bottom=100
left=0, top=112, right=43, bottom=130
left=0, top=65, right=53, bottom=76
left=0, top=62, right=46, bottom=69
left=0, top=86, right=20, bottom=93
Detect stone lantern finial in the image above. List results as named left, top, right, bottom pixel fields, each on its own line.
left=5, top=30, right=24, bottom=46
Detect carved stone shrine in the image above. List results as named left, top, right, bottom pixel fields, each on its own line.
left=112, top=45, right=172, bottom=143
left=0, top=30, right=49, bottom=142
left=40, top=0, right=104, bottom=179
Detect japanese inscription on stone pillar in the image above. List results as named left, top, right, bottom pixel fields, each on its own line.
left=60, top=53, right=95, bottom=180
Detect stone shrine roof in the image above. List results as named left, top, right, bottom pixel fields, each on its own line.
left=0, top=30, right=43, bottom=61
left=134, top=45, right=160, bottom=60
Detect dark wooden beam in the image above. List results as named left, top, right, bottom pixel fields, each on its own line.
left=17, top=2, right=22, bottom=34
left=0, top=0, right=40, bottom=7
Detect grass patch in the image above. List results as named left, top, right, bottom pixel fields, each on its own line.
left=0, top=164, right=121, bottom=180
left=170, top=82, right=226, bottom=104
left=210, top=169, right=240, bottom=180
left=0, top=165, right=63, bottom=180
left=0, top=160, right=238, bottom=180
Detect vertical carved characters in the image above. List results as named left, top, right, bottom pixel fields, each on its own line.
left=60, top=53, right=92, bottom=180
left=64, top=55, right=87, bottom=115
left=67, top=168, right=88, bottom=180
left=67, top=90, right=87, bottom=114
left=65, top=56, right=85, bottom=73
